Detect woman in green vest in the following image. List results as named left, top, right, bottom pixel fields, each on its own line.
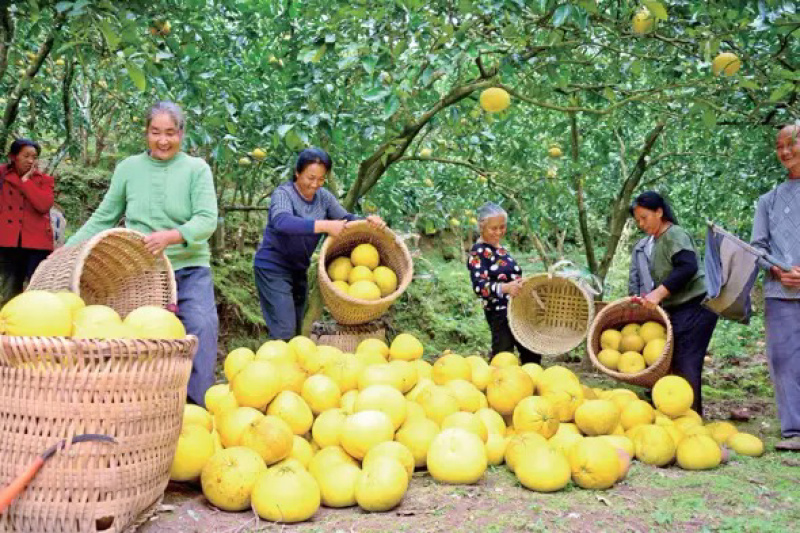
left=630, top=191, right=718, bottom=415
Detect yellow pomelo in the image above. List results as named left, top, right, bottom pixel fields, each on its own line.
left=340, top=410, right=395, bottom=460
left=355, top=384, right=407, bottom=429
left=634, top=425, right=676, bottom=466
left=726, top=432, right=764, bottom=457
left=255, top=339, right=294, bottom=364
left=479, top=87, right=511, bottom=113
left=72, top=321, right=135, bottom=340
left=348, top=280, right=381, bottom=301
left=466, top=356, right=493, bottom=391
left=170, top=424, right=216, bottom=482
left=290, top=435, right=314, bottom=467
left=272, top=457, right=306, bottom=472
left=568, top=437, right=620, bottom=490
left=354, top=350, right=385, bottom=368
left=427, top=428, right=487, bottom=484
left=363, top=441, right=415, bottom=479
left=332, top=280, right=350, bottom=294
left=200, top=447, right=267, bottom=511
left=232, top=360, right=280, bottom=410
left=683, top=425, right=711, bottom=438
left=574, top=400, right=620, bottom=436
left=487, top=366, right=534, bottom=415
left=549, top=432, right=584, bottom=456
left=211, top=429, right=223, bottom=453
left=341, top=389, right=359, bottom=414
left=316, top=345, right=344, bottom=367
left=358, top=362, right=403, bottom=391
left=416, top=385, right=460, bottom=425
left=350, top=243, right=380, bottom=269
left=251, top=465, right=320, bottom=523
left=632, top=8, right=654, bottom=35
left=389, top=333, right=424, bottom=361
left=485, top=432, right=508, bottom=466
left=539, top=365, right=580, bottom=388
left=643, top=338, right=667, bottom=366
left=327, top=256, right=353, bottom=282
left=183, top=404, right=213, bottom=432
left=373, top=266, right=398, bottom=297
left=676, top=435, right=721, bottom=470
left=516, top=444, right=571, bottom=493
left=609, top=389, right=639, bottom=411
left=288, top=335, right=318, bottom=366
left=476, top=407, right=506, bottom=436
left=620, top=323, right=640, bottom=336
left=204, top=384, right=231, bottom=416
left=639, top=321, right=666, bottom=343
left=679, top=408, right=703, bottom=423
left=583, top=386, right=598, bottom=400
left=396, top=417, right=440, bottom=468
left=357, top=338, right=389, bottom=357
left=54, top=291, right=85, bottom=315
left=211, top=391, right=239, bottom=425
left=554, top=422, right=581, bottom=437
left=620, top=400, right=655, bottom=430
left=223, top=347, right=255, bottom=382
left=0, top=290, right=72, bottom=336
left=405, top=377, right=433, bottom=402
left=664, top=425, right=685, bottom=447
left=490, top=351, right=520, bottom=368
left=444, top=379, right=483, bottom=412
left=73, top=304, right=121, bottom=329
left=513, top=396, right=559, bottom=439
left=266, top=390, right=314, bottom=435
left=442, top=411, right=488, bottom=443
left=521, top=362, right=544, bottom=387
left=712, top=52, right=741, bottom=76
left=240, top=415, right=294, bottom=465
left=321, top=356, right=364, bottom=393
left=618, top=352, right=646, bottom=374
left=311, top=408, right=348, bottom=448
left=411, top=359, right=433, bottom=380
left=123, top=305, right=185, bottom=339
left=355, top=456, right=409, bottom=512
left=598, top=434, right=635, bottom=457
left=301, top=374, right=341, bottom=414
left=316, top=461, right=361, bottom=508
left=619, top=335, right=645, bottom=354
left=542, top=379, right=585, bottom=422
left=597, top=349, right=621, bottom=371
left=308, top=446, right=359, bottom=481
left=432, top=353, right=472, bottom=385
left=217, top=406, right=264, bottom=448
left=706, top=421, right=738, bottom=445
left=652, top=375, right=693, bottom=417
left=504, top=432, right=547, bottom=472
left=347, top=264, right=374, bottom=284
left=388, top=359, right=418, bottom=393
left=600, top=329, right=622, bottom=351
left=274, top=361, right=307, bottom=394
left=405, top=399, right=426, bottom=422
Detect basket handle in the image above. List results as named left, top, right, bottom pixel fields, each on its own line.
left=529, top=288, right=546, bottom=311
left=547, top=259, right=604, bottom=296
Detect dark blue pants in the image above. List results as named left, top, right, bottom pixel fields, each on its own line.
left=484, top=309, right=541, bottom=365
left=667, top=297, right=718, bottom=416
left=0, top=246, right=49, bottom=305
left=175, top=266, right=219, bottom=408
left=254, top=265, right=308, bottom=341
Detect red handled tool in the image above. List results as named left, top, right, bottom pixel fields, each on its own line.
left=0, top=433, right=116, bottom=513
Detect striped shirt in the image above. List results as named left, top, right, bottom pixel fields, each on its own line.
left=751, top=179, right=800, bottom=299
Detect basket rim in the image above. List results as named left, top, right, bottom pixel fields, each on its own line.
left=318, top=220, right=413, bottom=305
left=586, top=296, right=673, bottom=381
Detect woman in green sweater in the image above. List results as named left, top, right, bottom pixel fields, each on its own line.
left=68, top=101, right=218, bottom=408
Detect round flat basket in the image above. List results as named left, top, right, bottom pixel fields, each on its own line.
left=587, top=297, right=674, bottom=388
left=318, top=221, right=413, bottom=325
left=508, top=274, right=595, bottom=356
left=28, top=228, right=177, bottom=317
left=0, top=335, right=197, bottom=533
left=311, top=320, right=387, bottom=353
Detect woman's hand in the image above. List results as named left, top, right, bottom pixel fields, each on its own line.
left=20, top=163, right=38, bottom=182
left=144, top=229, right=183, bottom=255
left=316, top=219, right=348, bottom=237
left=632, top=285, right=669, bottom=308
left=773, top=265, right=800, bottom=288
left=502, top=278, right=524, bottom=297
left=366, top=215, right=386, bottom=229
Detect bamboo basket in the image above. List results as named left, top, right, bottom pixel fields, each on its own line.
left=508, top=274, right=595, bottom=356
left=28, top=228, right=177, bottom=316
left=311, top=320, right=387, bottom=353
left=318, top=221, right=413, bottom=325
left=586, top=297, right=674, bottom=388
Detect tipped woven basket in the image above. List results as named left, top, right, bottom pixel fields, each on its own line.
left=508, top=274, right=595, bottom=356
left=318, top=221, right=413, bottom=325
left=28, top=228, right=177, bottom=316
left=311, top=320, right=387, bottom=353
left=587, top=297, right=673, bottom=388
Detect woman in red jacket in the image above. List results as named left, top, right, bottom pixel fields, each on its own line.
left=0, top=138, right=55, bottom=304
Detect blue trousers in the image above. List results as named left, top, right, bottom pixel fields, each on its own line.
left=175, top=266, right=219, bottom=408
left=254, top=265, right=307, bottom=341
left=765, top=299, right=800, bottom=438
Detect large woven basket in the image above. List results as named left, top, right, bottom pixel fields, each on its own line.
left=28, top=228, right=177, bottom=316
left=587, top=297, right=674, bottom=388
left=0, top=335, right=197, bottom=533
left=311, top=320, right=387, bottom=353
left=508, top=274, right=595, bottom=356
left=318, top=221, right=413, bottom=325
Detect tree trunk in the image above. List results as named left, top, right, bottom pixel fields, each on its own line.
left=570, top=112, right=597, bottom=274
left=47, top=59, right=76, bottom=174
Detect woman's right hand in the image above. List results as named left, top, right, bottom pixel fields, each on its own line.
left=317, top=219, right=348, bottom=237
left=502, top=278, right=524, bottom=297
left=772, top=265, right=800, bottom=288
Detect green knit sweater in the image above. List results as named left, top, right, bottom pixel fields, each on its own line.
left=67, top=152, right=218, bottom=270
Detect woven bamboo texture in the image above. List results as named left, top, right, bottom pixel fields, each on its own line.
left=587, top=297, right=674, bottom=388
left=508, top=274, right=595, bottom=356
left=27, top=228, right=177, bottom=317
left=318, top=221, right=413, bottom=325
left=311, top=320, right=387, bottom=353
left=0, top=335, right=197, bottom=533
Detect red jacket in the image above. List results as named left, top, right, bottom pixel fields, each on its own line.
left=0, top=163, right=54, bottom=250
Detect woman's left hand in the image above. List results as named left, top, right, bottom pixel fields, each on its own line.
left=144, top=229, right=183, bottom=255
left=366, top=215, right=386, bottom=229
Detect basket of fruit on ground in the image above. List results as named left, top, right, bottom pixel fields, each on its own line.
left=0, top=230, right=196, bottom=533
left=587, top=297, right=673, bottom=388
left=318, top=221, right=413, bottom=325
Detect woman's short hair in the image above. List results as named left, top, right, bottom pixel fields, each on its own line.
left=9, top=138, right=40, bottom=156
left=477, top=202, right=508, bottom=229
left=146, top=101, right=186, bottom=132
left=295, top=147, right=333, bottom=178
left=629, top=191, right=678, bottom=224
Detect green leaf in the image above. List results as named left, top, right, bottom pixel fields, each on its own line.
left=603, top=87, right=616, bottom=101
left=97, top=19, right=120, bottom=49
left=363, top=88, right=390, bottom=102
left=702, top=106, right=716, bottom=128
left=382, top=94, right=400, bottom=120
left=126, top=62, right=146, bottom=91
left=312, top=44, right=327, bottom=63
left=299, top=48, right=317, bottom=63
left=643, top=1, right=668, bottom=21
left=277, top=124, right=293, bottom=137
left=552, top=4, right=572, bottom=27
left=578, top=0, right=598, bottom=14
left=769, top=83, right=795, bottom=102
left=739, top=79, right=759, bottom=91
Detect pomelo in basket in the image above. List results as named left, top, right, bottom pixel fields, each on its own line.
left=0, top=290, right=72, bottom=336
left=123, top=305, right=185, bottom=339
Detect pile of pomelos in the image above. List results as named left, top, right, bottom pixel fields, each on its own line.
left=326, top=243, right=398, bottom=301
left=597, top=321, right=667, bottom=374
left=172, top=333, right=766, bottom=524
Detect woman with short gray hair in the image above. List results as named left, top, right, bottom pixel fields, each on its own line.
left=467, top=202, right=540, bottom=364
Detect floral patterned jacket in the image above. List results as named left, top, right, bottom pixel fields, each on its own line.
left=467, top=241, right=522, bottom=311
